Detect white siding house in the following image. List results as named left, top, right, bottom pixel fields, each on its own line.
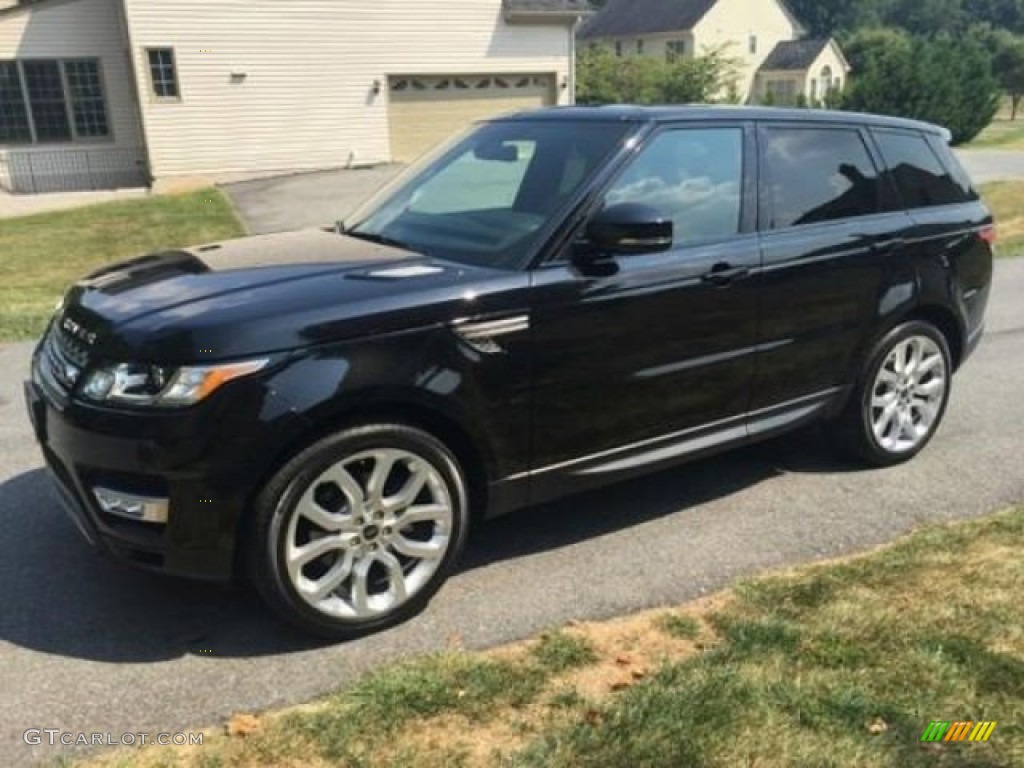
left=0, top=0, right=147, bottom=192
left=0, top=0, right=587, bottom=193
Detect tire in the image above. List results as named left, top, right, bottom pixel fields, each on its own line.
left=249, top=424, right=470, bottom=640
left=834, top=321, right=953, bottom=467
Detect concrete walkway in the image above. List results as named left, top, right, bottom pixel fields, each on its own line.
left=0, top=187, right=150, bottom=220
left=956, top=148, right=1024, bottom=184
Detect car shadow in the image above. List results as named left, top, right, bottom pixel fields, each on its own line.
left=0, top=427, right=861, bottom=663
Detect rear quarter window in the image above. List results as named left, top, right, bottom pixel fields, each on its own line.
left=873, top=129, right=978, bottom=209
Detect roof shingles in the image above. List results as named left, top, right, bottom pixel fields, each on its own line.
left=759, top=38, right=830, bottom=71
left=577, top=0, right=717, bottom=39
left=504, top=0, right=594, bottom=16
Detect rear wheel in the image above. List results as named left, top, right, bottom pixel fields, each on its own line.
left=835, top=321, right=952, bottom=467
left=250, top=424, right=469, bottom=639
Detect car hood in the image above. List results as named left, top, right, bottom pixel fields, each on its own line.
left=55, top=229, right=519, bottom=363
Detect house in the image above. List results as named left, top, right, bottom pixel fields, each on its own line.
left=577, top=0, right=849, bottom=105
left=0, top=0, right=590, bottom=194
left=756, top=37, right=850, bottom=105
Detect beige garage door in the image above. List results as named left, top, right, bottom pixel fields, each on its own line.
left=388, top=74, right=556, bottom=163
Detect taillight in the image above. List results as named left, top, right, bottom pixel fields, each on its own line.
left=979, top=225, right=997, bottom=245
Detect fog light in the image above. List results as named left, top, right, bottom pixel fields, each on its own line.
left=93, top=487, right=169, bottom=524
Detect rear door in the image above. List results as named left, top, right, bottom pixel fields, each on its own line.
left=752, top=123, right=912, bottom=426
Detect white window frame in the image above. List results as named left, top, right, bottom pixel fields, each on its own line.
left=0, top=58, right=112, bottom=146
left=146, top=47, right=181, bottom=102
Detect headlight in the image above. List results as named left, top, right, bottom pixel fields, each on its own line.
left=79, top=359, right=269, bottom=407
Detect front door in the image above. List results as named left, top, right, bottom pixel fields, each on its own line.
left=528, top=124, right=761, bottom=501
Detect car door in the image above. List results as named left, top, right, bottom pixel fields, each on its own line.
left=526, top=123, right=761, bottom=502
left=752, top=122, right=911, bottom=433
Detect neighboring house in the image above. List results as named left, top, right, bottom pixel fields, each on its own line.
left=578, top=0, right=849, bottom=105
left=757, top=38, right=849, bottom=106
left=0, top=0, right=589, bottom=194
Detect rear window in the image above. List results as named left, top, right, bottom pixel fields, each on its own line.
left=762, top=126, right=882, bottom=229
left=873, top=129, right=977, bottom=209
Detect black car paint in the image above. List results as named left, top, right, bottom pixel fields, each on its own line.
left=24, top=107, right=993, bottom=581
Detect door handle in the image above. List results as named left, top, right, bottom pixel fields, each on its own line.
left=702, top=262, right=750, bottom=286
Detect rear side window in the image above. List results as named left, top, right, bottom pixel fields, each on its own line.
left=762, top=127, right=881, bottom=229
left=874, top=129, right=976, bottom=209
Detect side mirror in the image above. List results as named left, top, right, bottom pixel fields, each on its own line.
left=582, top=203, right=673, bottom=257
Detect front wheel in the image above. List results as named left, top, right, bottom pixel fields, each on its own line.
left=250, top=424, right=470, bottom=639
left=835, top=321, right=953, bottom=467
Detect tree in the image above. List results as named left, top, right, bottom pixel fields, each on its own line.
left=992, top=32, right=1024, bottom=119
left=575, top=45, right=741, bottom=106
left=841, top=30, right=1001, bottom=143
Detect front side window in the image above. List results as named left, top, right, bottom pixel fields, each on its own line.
left=603, top=128, right=744, bottom=245
left=0, top=58, right=109, bottom=144
left=763, top=127, right=881, bottom=229
left=347, top=121, right=631, bottom=269
left=874, top=129, right=976, bottom=209
left=147, top=48, right=180, bottom=99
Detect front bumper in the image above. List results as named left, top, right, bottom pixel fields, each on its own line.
left=24, top=365, right=307, bottom=581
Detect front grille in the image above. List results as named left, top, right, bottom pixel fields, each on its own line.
left=40, top=324, right=92, bottom=393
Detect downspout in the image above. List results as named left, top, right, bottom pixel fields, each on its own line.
left=115, top=0, right=155, bottom=188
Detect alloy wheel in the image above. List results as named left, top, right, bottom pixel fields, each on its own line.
left=283, top=448, right=454, bottom=619
left=869, top=334, right=948, bottom=455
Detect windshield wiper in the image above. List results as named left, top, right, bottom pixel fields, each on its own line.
left=339, top=227, right=416, bottom=253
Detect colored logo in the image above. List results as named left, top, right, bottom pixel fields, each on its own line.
left=921, top=721, right=997, bottom=743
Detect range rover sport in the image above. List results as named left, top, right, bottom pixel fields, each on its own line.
left=24, top=107, right=993, bottom=638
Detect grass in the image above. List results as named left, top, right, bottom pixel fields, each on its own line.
left=967, top=117, right=1024, bottom=151
left=0, top=189, right=243, bottom=342
left=530, top=631, right=599, bottom=673
left=980, top=181, right=1024, bottom=255
left=73, top=506, right=1024, bottom=768
left=656, top=613, right=702, bottom=640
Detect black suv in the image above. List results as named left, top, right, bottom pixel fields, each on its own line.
left=25, top=107, right=993, bottom=638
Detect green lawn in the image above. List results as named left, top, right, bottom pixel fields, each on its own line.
left=0, top=189, right=244, bottom=342
left=967, top=118, right=1024, bottom=150
left=980, top=181, right=1024, bottom=255
left=77, top=507, right=1024, bottom=768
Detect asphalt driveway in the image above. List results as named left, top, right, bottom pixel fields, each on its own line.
left=221, top=149, right=1024, bottom=235
left=2, top=265, right=1023, bottom=763
left=224, top=164, right=403, bottom=234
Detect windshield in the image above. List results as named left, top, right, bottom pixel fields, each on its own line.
left=345, top=120, right=633, bottom=270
